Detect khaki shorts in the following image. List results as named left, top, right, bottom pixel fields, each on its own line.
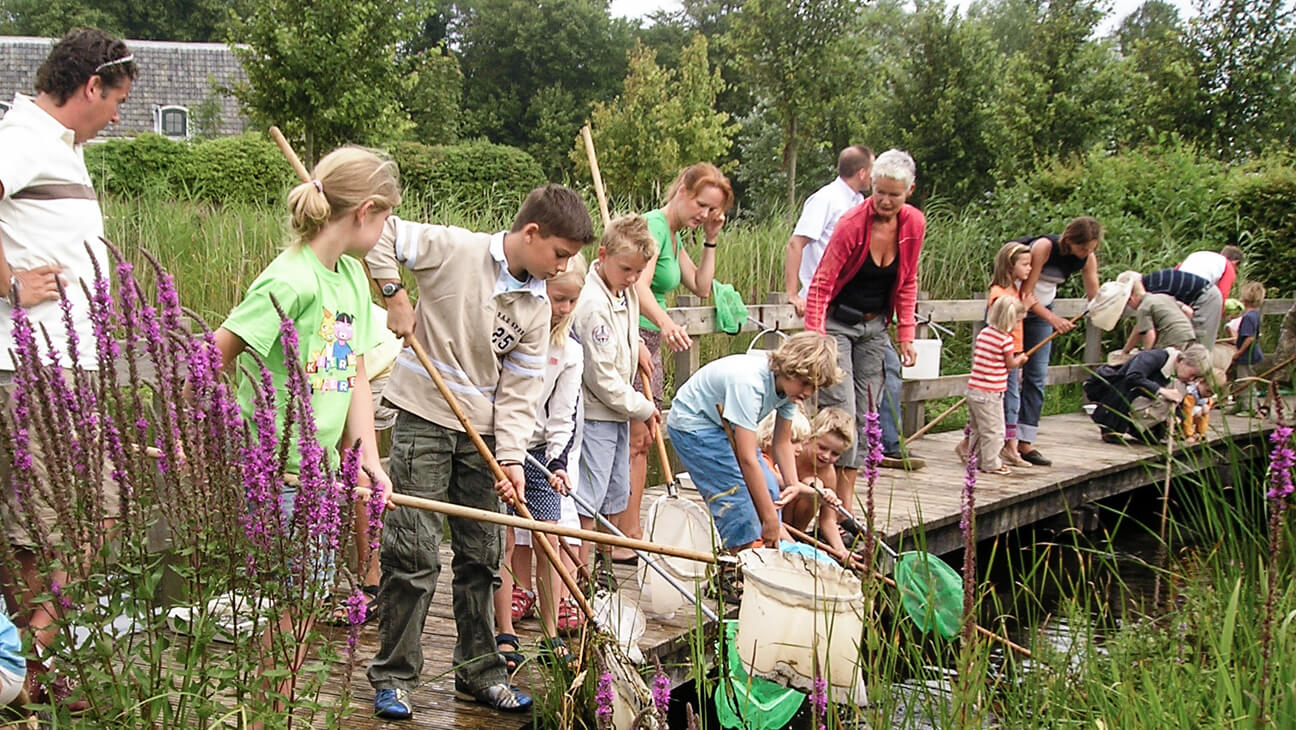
left=1, top=370, right=120, bottom=549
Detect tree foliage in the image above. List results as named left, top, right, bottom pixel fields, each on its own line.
left=987, top=0, right=1128, bottom=181
left=229, top=0, right=423, bottom=167
left=726, top=0, right=864, bottom=211
left=450, top=0, right=635, bottom=176
left=574, top=35, right=735, bottom=205
left=0, top=0, right=248, bottom=41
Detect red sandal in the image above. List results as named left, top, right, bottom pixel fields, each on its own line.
left=555, top=596, right=586, bottom=635
left=511, top=585, right=536, bottom=622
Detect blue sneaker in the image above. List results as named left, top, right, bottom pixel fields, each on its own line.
left=374, top=687, right=413, bottom=720
left=454, top=678, right=533, bottom=712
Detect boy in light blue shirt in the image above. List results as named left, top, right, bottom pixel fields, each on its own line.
left=0, top=610, right=24, bottom=708
left=666, top=332, right=843, bottom=550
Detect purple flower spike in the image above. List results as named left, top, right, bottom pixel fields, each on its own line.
left=595, top=671, right=615, bottom=729
left=651, top=661, right=671, bottom=721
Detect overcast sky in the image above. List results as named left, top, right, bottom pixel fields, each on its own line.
left=608, top=0, right=1198, bottom=35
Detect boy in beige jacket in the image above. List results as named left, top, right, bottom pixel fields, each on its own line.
left=365, top=185, right=593, bottom=719
left=571, top=215, right=660, bottom=570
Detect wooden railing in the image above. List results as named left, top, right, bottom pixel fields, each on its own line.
left=665, top=294, right=1294, bottom=434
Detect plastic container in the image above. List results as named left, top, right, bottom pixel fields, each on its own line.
left=734, top=548, right=868, bottom=705
left=902, top=337, right=942, bottom=379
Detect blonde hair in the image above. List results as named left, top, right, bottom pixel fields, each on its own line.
left=1201, top=367, right=1228, bottom=396
left=1241, top=280, right=1266, bottom=307
left=600, top=214, right=657, bottom=260
left=1118, top=270, right=1146, bottom=298
left=811, top=407, right=854, bottom=448
left=755, top=407, right=812, bottom=451
left=664, top=162, right=733, bottom=210
left=991, top=242, right=1030, bottom=290
left=767, top=331, right=844, bottom=389
left=986, top=295, right=1026, bottom=332
left=287, top=146, right=401, bottom=247
left=547, top=254, right=587, bottom=347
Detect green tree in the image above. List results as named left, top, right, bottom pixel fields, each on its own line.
left=574, top=35, right=735, bottom=204
left=1116, top=2, right=1207, bottom=149
left=1, top=0, right=247, bottom=41
left=401, top=44, right=463, bottom=146
left=986, top=0, right=1128, bottom=181
left=451, top=0, right=634, bottom=176
left=865, top=0, right=1001, bottom=204
left=726, top=0, right=864, bottom=213
left=1187, top=0, right=1296, bottom=158
left=229, top=0, right=422, bottom=167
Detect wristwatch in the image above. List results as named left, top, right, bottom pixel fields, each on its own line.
left=380, top=281, right=404, bottom=298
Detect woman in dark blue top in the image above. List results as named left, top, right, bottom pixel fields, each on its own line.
left=1014, top=217, right=1103, bottom=466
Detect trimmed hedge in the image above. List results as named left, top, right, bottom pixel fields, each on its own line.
left=391, top=139, right=546, bottom=210
left=88, top=134, right=545, bottom=210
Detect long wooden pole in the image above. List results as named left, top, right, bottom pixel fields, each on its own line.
left=580, top=124, right=612, bottom=228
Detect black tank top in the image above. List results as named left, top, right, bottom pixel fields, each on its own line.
left=834, top=253, right=898, bottom=315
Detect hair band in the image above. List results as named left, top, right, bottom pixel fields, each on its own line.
left=93, top=54, right=135, bottom=73
left=311, top=179, right=324, bottom=194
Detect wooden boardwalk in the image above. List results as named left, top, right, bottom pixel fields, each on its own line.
left=320, top=407, right=1276, bottom=728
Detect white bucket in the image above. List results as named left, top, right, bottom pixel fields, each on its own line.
left=734, top=548, right=868, bottom=705
left=638, top=472, right=717, bottom=618
left=901, top=337, right=942, bottom=380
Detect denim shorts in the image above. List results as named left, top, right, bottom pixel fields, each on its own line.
left=667, top=425, right=780, bottom=549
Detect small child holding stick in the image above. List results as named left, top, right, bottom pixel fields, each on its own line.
left=957, top=296, right=1028, bottom=475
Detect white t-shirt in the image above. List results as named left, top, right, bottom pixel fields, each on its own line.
left=792, top=177, right=864, bottom=296
left=1179, top=251, right=1227, bottom=286
left=0, top=94, right=107, bottom=370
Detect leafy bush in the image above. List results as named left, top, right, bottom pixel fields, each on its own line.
left=179, top=133, right=296, bottom=204
left=86, top=133, right=192, bottom=197
left=391, top=139, right=545, bottom=212
left=87, top=133, right=293, bottom=204
left=1223, top=159, right=1296, bottom=297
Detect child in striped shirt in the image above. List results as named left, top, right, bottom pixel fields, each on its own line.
left=959, top=296, right=1028, bottom=475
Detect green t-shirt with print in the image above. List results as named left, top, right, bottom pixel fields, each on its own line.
left=222, top=246, right=378, bottom=473
left=639, top=208, right=682, bottom=331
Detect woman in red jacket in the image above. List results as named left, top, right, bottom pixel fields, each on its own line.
left=804, top=149, right=925, bottom=499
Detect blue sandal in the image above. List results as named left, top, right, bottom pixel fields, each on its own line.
left=495, top=632, right=525, bottom=673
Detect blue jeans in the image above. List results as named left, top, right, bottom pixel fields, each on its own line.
left=1003, top=367, right=1021, bottom=440
left=668, top=425, right=780, bottom=550
left=879, top=340, right=902, bottom=454
left=1018, top=309, right=1055, bottom=444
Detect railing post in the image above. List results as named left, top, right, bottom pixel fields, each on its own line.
left=1084, top=322, right=1103, bottom=365
left=760, top=292, right=786, bottom=350
left=901, top=292, right=930, bottom=436
left=673, top=294, right=701, bottom=388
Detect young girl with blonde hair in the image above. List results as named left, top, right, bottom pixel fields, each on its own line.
left=215, top=145, right=400, bottom=718
left=960, top=296, right=1028, bottom=474
left=493, top=254, right=587, bottom=670
left=986, top=241, right=1035, bottom=466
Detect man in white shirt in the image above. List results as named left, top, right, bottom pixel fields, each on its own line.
left=0, top=28, right=135, bottom=711
left=1178, top=245, right=1243, bottom=350
left=784, top=145, right=872, bottom=317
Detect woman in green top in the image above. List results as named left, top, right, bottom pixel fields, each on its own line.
left=614, top=162, right=732, bottom=555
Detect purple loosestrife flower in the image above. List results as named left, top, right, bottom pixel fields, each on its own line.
left=651, top=659, right=671, bottom=721
left=343, top=589, right=367, bottom=654
left=812, top=674, right=828, bottom=730
left=862, top=404, right=883, bottom=569
left=1266, top=424, right=1294, bottom=501
left=960, top=426, right=978, bottom=643
left=595, top=671, right=615, bottom=729
left=1259, top=415, right=1294, bottom=726
left=49, top=581, right=73, bottom=611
